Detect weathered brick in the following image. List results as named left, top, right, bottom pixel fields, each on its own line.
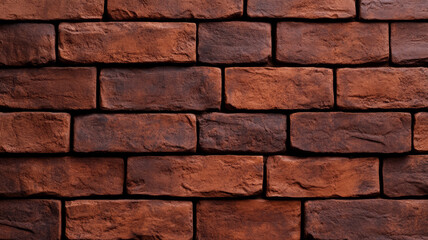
left=199, top=113, right=287, bottom=153
left=305, top=200, right=428, bottom=240
left=361, top=0, right=428, bottom=20
left=100, top=67, right=221, bottom=111
left=384, top=155, right=428, bottom=197
left=0, top=157, right=123, bottom=197
left=415, top=112, right=428, bottom=151
left=59, top=22, right=196, bottom=64
left=0, top=112, right=70, bottom=153
left=66, top=200, right=192, bottom=240
left=0, top=24, right=55, bottom=66
left=337, top=68, right=428, bottom=109
left=0, top=67, right=96, bottom=110
left=74, top=114, right=196, bottom=152
left=248, top=0, right=355, bottom=18
left=0, top=200, right=60, bottom=240
left=0, top=0, right=104, bottom=20
left=391, top=23, right=428, bottom=65
left=199, top=22, right=271, bottom=64
left=225, top=67, right=333, bottom=110
left=291, top=112, right=411, bottom=153
left=108, top=0, right=243, bottom=19
left=277, top=22, right=389, bottom=65
left=197, top=200, right=300, bottom=240
left=127, top=155, right=263, bottom=197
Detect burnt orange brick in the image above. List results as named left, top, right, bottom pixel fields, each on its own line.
left=267, top=156, right=379, bottom=198
left=415, top=112, right=428, bottom=151
left=337, top=68, right=428, bottom=109
left=277, top=22, right=389, bottom=65
left=0, top=157, right=123, bottom=197
left=225, top=67, right=333, bottom=110
left=0, top=24, right=55, bottom=66
left=391, top=23, right=428, bottom=65
left=197, top=200, right=300, bottom=240
left=361, top=0, right=428, bottom=20
left=100, top=67, right=221, bottom=111
left=127, top=155, right=263, bottom=197
left=0, top=67, right=96, bottom=110
left=66, top=200, right=192, bottom=240
left=59, top=22, right=196, bottom=64
left=0, top=0, right=104, bottom=20
left=0, top=112, right=70, bottom=153
left=74, top=114, right=196, bottom=152
left=0, top=200, right=60, bottom=240
left=199, top=113, right=287, bottom=153
left=305, top=200, right=428, bottom=239
left=384, top=155, right=428, bottom=197
left=248, top=0, right=355, bottom=18
left=198, top=22, right=271, bottom=64
left=108, top=0, right=243, bottom=19
left=291, top=112, right=411, bottom=153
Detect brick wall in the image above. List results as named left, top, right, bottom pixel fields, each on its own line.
left=0, top=0, right=427, bottom=239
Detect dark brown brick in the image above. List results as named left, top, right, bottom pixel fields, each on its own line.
left=361, top=0, right=428, bottom=20
left=391, top=23, right=428, bottom=65
left=415, top=112, right=428, bottom=151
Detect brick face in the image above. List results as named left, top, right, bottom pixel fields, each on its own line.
left=391, top=23, right=428, bottom=65
left=360, top=0, right=428, bottom=20
left=414, top=112, right=428, bottom=151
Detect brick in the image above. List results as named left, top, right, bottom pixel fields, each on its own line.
left=127, top=155, right=263, bottom=197
left=361, top=0, right=428, bottom=20
left=291, top=112, right=411, bottom=153
left=0, top=157, right=123, bottom=197
left=225, top=67, right=333, bottom=110
left=391, top=23, right=428, bottom=65
left=0, top=67, right=96, bottom=110
left=199, top=113, right=287, bottom=153
left=0, top=0, right=103, bottom=20
left=415, top=112, right=428, bottom=151
left=0, top=24, right=55, bottom=66
left=199, top=22, right=271, bottom=64
left=248, top=0, right=355, bottom=18
left=59, top=22, right=196, bottom=64
left=74, top=114, right=196, bottom=152
left=100, top=67, right=221, bottom=111
left=108, top=0, right=243, bottom=19
left=66, top=200, right=192, bottom=240
left=384, top=155, right=428, bottom=197
left=0, top=200, right=60, bottom=240
left=0, top=112, right=70, bottom=153
left=267, top=156, right=379, bottom=198
left=305, top=200, right=428, bottom=240
left=338, top=68, right=428, bottom=109
left=277, top=22, right=389, bottom=65
left=197, top=200, right=300, bottom=240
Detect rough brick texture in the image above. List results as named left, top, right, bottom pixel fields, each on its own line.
left=391, top=23, right=428, bottom=65
left=361, top=0, right=428, bottom=20
left=415, top=112, right=428, bottom=151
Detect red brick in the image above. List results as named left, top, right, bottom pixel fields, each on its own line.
left=225, top=67, right=333, bottom=110
left=0, top=67, right=96, bottom=110
left=59, top=22, right=196, bottom=64
left=384, top=155, right=428, bottom=197
left=267, top=156, right=379, bottom=198
left=0, top=0, right=104, bottom=20
left=197, top=200, right=300, bottom=240
left=291, top=112, right=411, bottom=153
left=0, top=157, right=123, bottom=197
left=248, top=0, right=355, bottom=18
left=108, top=0, right=243, bottom=19
left=305, top=200, right=428, bottom=239
left=361, top=0, right=428, bottom=20
left=199, top=113, right=287, bottom=153
left=277, top=22, right=389, bottom=65
left=127, top=155, right=263, bottom=197
left=391, top=23, right=428, bottom=65
left=198, top=22, right=271, bottom=64
left=415, top=112, right=428, bottom=151
left=0, top=200, right=60, bottom=240
left=0, top=112, right=70, bottom=153
left=0, top=24, right=55, bottom=66
left=100, top=67, right=221, bottom=111
left=337, top=68, right=428, bottom=109
left=66, top=200, right=192, bottom=240
left=74, top=114, right=196, bottom=152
